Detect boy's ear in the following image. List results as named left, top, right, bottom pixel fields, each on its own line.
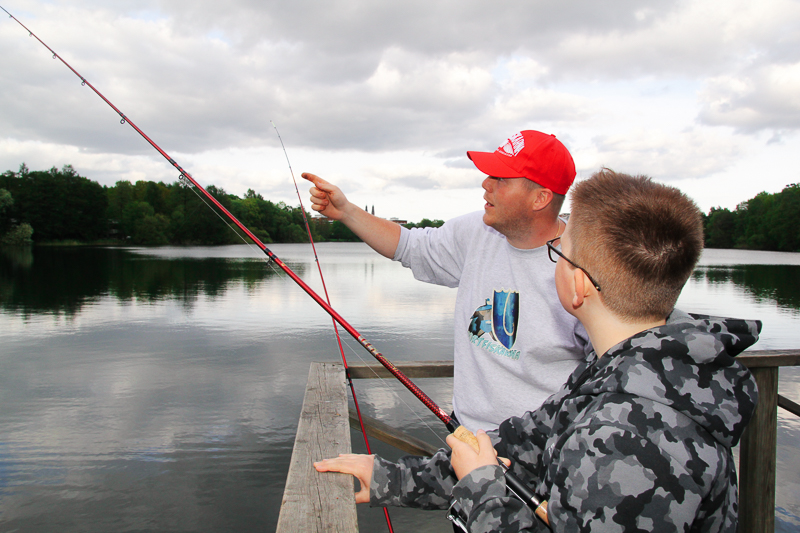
left=571, top=267, right=594, bottom=309
left=571, top=267, right=586, bottom=309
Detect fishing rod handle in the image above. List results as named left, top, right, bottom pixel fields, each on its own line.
left=502, top=465, right=550, bottom=527
left=452, top=425, right=480, bottom=451
left=451, top=426, right=551, bottom=528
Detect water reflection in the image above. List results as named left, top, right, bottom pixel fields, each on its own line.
left=1, top=246, right=799, bottom=532
left=0, top=246, right=297, bottom=316
left=693, top=264, right=800, bottom=311
left=5, top=247, right=800, bottom=328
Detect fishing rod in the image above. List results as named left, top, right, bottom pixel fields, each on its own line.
left=1, top=7, right=550, bottom=528
left=271, top=121, right=395, bottom=533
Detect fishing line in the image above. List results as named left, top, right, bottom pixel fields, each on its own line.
left=182, top=170, right=446, bottom=450
left=337, top=337, right=449, bottom=449
left=271, top=120, right=394, bottom=531
left=1, top=4, right=456, bottom=434
left=4, top=0, right=454, bottom=445
left=2, top=8, right=550, bottom=527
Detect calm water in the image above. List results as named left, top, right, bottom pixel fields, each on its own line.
left=0, top=244, right=798, bottom=532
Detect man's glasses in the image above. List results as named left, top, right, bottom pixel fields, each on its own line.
left=546, top=237, right=602, bottom=292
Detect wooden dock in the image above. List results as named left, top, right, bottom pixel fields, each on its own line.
left=275, top=362, right=357, bottom=532
left=277, top=352, right=800, bottom=532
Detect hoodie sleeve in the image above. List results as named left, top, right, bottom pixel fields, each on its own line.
left=372, top=420, right=711, bottom=531
left=369, top=448, right=551, bottom=532
left=369, top=398, right=559, bottom=517
left=370, top=448, right=457, bottom=509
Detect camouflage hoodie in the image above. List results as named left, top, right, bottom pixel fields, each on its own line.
left=370, top=310, right=760, bottom=532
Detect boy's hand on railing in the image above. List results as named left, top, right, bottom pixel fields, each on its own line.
left=314, top=453, right=375, bottom=504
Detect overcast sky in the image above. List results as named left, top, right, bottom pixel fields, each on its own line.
left=1, top=0, right=798, bottom=222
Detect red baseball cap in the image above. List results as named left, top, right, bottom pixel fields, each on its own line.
left=467, top=130, right=576, bottom=195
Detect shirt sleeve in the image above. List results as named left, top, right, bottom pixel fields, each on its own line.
left=393, top=213, right=481, bottom=287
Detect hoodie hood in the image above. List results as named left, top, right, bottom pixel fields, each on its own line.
left=579, top=309, right=760, bottom=448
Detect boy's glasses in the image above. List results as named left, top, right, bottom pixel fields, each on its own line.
left=546, top=237, right=602, bottom=292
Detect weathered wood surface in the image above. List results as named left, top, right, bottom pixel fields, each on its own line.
left=778, top=393, right=800, bottom=417
left=737, top=349, right=800, bottom=368
left=347, top=360, right=454, bottom=379
left=276, top=362, right=357, bottom=533
left=348, top=407, right=440, bottom=456
left=738, top=366, right=778, bottom=533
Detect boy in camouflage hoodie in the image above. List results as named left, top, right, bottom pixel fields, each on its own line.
left=315, top=169, right=760, bottom=532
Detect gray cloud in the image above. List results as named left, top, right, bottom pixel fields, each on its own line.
left=0, top=0, right=685, bottom=157
left=1, top=0, right=798, bottom=205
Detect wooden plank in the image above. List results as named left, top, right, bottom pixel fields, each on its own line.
left=277, top=362, right=357, bottom=533
left=347, top=360, right=454, bottom=379
left=738, top=367, right=778, bottom=533
left=737, top=349, right=800, bottom=368
left=346, top=351, right=800, bottom=377
left=349, top=408, right=441, bottom=456
left=778, top=394, right=800, bottom=418
left=346, top=351, right=800, bottom=375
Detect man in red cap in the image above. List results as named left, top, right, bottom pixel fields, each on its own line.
left=302, top=130, right=589, bottom=432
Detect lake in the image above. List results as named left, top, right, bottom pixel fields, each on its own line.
left=0, top=244, right=798, bottom=532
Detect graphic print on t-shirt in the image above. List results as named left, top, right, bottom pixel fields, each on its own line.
left=467, top=289, right=520, bottom=359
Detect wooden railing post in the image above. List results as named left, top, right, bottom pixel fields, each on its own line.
left=737, top=366, right=778, bottom=533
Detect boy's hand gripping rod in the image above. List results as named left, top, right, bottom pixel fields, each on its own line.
left=1, top=6, right=550, bottom=528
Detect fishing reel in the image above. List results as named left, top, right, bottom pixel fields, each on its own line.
left=446, top=500, right=469, bottom=532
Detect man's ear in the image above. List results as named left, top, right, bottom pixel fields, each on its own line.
left=530, top=188, right=554, bottom=213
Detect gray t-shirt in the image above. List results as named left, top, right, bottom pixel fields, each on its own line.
left=394, top=211, right=590, bottom=431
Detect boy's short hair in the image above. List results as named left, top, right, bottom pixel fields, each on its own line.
left=569, top=169, right=704, bottom=321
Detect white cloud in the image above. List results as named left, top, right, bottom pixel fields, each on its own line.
left=698, top=63, right=800, bottom=132
left=587, top=128, right=747, bottom=181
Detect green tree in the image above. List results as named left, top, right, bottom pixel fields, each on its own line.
left=767, top=184, right=800, bottom=252
left=0, top=165, right=107, bottom=242
left=0, top=188, right=12, bottom=235
left=2, top=165, right=447, bottom=246
left=735, top=192, right=775, bottom=250
left=407, top=218, right=445, bottom=229
left=0, top=188, right=34, bottom=245
left=704, top=207, right=736, bottom=249
left=1, top=223, right=34, bottom=245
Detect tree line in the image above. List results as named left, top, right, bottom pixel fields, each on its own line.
left=0, top=164, right=444, bottom=246
left=4, top=164, right=800, bottom=251
left=703, top=183, right=800, bottom=251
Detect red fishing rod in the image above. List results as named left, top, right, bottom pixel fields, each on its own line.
left=2, top=7, right=550, bottom=528
left=0, top=3, right=453, bottom=433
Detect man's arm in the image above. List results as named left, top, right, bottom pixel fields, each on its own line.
left=302, top=172, right=401, bottom=259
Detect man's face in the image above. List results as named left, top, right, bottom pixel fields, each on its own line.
left=481, top=176, right=535, bottom=237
